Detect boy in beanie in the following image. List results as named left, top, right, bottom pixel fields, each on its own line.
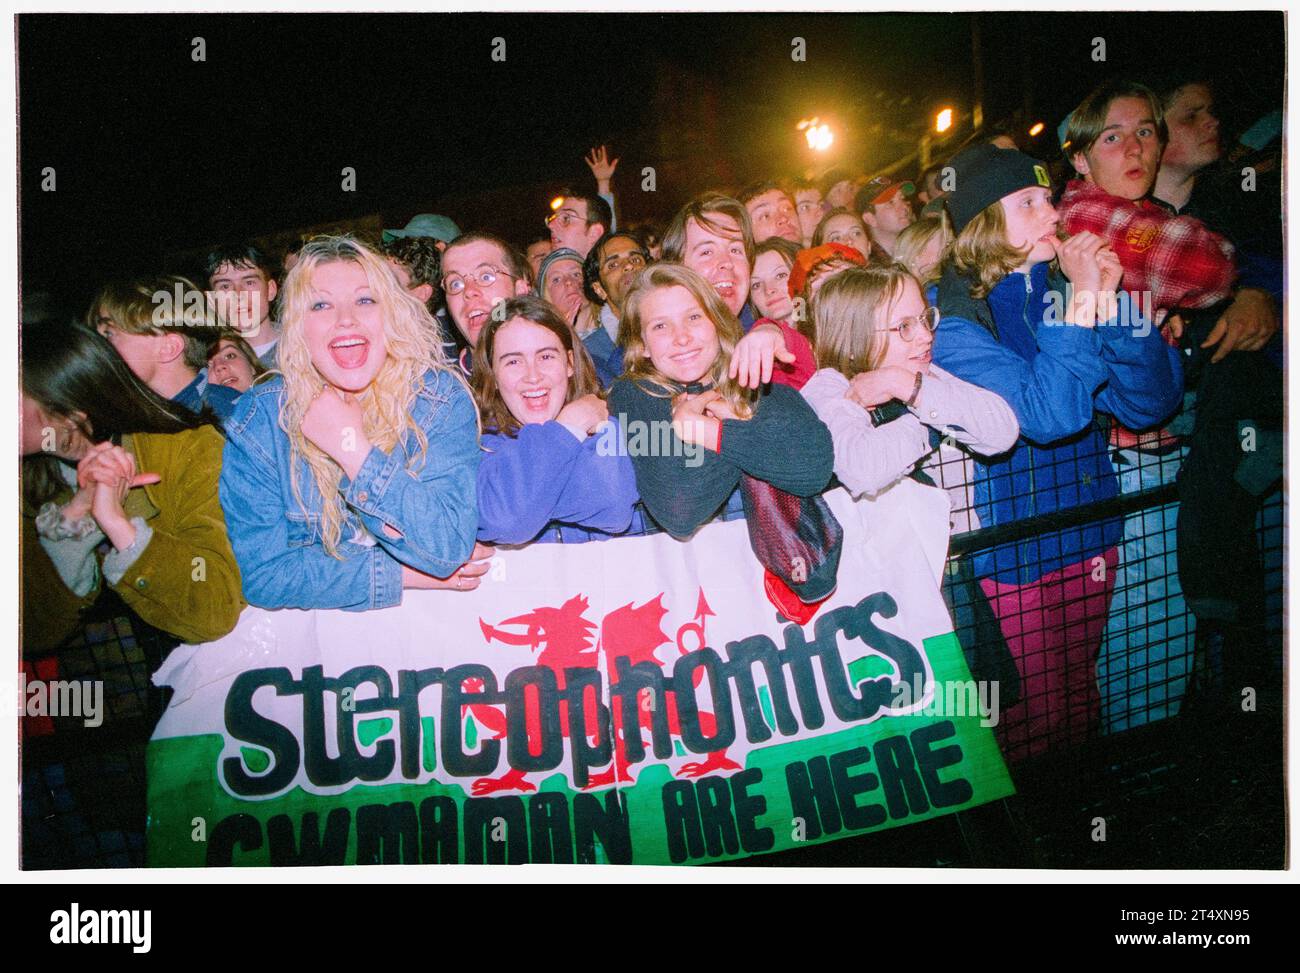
left=930, top=142, right=1183, bottom=761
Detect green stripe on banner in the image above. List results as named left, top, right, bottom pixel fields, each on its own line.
left=758, top=685, right=776, bottom=732
left=146, top=631, right=1014, bottom=867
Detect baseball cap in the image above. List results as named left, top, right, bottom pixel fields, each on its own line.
left=944, top=144, right=1054, bottom=234
left=855, top=176, right=916, bottom=212
left=383, top=214, right=462, bottom=245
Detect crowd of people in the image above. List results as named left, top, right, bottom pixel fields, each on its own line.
left=21, top=74, right=1282, bottom=766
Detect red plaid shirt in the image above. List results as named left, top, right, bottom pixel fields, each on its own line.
left=1058, top=179, right=1236, bottom=313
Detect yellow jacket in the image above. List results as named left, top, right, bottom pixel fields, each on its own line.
left=21, top=425, right=245, bottom=652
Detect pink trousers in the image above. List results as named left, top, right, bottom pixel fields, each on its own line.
left=980, top=547, right=1119, bottom=762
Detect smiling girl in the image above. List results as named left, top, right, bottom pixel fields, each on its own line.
left=609, top=263, right=833, bottom=538
left=747, top=238, right=800, bottom=325
left=472, top=295, right=639, bottom=544
left=220, top=236, right=484, bottom=610
left=206, top=331, right=265, bottom=394
left=812, top=208, right=877, bottom=262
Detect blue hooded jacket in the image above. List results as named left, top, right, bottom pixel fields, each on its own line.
left=932, top=261, right=1183, bottom=584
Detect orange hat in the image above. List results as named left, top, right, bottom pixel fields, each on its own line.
left=788, top=242, right=868, bottom=298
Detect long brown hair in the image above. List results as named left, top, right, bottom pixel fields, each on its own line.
left=22, top=322, right=211, bottom=506
left=618, top=263, right=755, bottom=418
left=471, top=294, right=600, bottom=438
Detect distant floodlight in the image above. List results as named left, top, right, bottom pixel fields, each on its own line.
left=1028, top=122, right=1045, bottom=137
left=935, top=108, right=954, bottom=134
left=805, top=123, right=834, bottom=152
left=550, top=196, right=565, bottom=211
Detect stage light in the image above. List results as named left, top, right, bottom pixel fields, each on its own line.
left=797, top=117, right=834, bottom=152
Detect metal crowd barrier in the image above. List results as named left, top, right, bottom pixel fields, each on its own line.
left=19, top=467, right=1285, bottom=869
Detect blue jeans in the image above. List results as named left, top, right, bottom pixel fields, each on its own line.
left=1097, top=447, right=1194, bottom=733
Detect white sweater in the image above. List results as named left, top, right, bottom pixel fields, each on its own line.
left=800, top=365, right=1019, bottom=516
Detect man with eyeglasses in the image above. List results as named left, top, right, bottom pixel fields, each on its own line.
left=439, top=233, right=531, bottom=375
left=545, top=190, right=612, bottom=258
left=579, top=231, right=651, bottom=387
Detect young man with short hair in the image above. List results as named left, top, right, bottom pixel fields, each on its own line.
left=916, top=163, right=947, bottom=205
left=790, top=177, right=825, bottom=246
left=739, top=181, right=802, bottom=244
left=661, top=193, right=815, bottom=388
left=524, top=237, right=553, bottom=281
left=820, top=168, right=857, bottom=210
left=579, top=231, right=650, bottom=386
left=438, top=233, right=531, bottom=375
left=1059, top=80, right=1240, bottom=331
left=855, top=177, right=916, bottom=257
left=383, top=235, right=461, bottom=364
left=91, top=275, right=239, bottom=420
left=204, top=243, right=281, bottom=368
left=1149, top=78, right=1279, bottom=354
left=1058, top=79, right=1276, bottom=730
left=545, top=190, right=612, bottom=258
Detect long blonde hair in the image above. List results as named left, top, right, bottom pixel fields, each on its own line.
left=618, top=263, right=755, bottom=418
left=812, top=264, right=916, bottom=378
left=893, top=214, right=952, bottom=285
left=277, top=235, right=474, bottom=557
left=945, top=202, right=1031, bottom=299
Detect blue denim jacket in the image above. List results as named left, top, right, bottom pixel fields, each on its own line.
left=219, top=369, right=480, bottom=611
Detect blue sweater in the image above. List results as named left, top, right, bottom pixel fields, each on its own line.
left=477, top=418, right=641, bottom=545
left=932, top=262, right=1183, bottom=584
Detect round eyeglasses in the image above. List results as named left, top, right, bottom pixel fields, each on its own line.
left=883, top=305, right=940, bottom=342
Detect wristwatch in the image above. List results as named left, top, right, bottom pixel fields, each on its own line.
left=905, top=371, right=924, bottom=408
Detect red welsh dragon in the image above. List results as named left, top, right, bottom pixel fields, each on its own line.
left=464, top=590, right=740, bottom=794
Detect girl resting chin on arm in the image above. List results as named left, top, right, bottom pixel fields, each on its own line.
left=472, top=294, right=640, bottom=545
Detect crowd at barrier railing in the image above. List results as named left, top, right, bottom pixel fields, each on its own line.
left=21, top=78, right=1282, bottom=820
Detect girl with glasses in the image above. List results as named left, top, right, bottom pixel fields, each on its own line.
left=801, top=264, right=1018, bottom=504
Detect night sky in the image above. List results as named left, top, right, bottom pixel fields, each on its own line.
left=18, top=11, right=1284, bottom=316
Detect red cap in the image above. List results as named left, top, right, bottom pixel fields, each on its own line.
left=788, top=242, right=868, bottom=298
